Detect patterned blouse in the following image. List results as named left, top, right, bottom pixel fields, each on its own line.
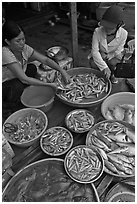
left=2, top=44, right=34, bottom=82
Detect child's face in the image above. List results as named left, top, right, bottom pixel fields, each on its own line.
left=7, top=31, right=25, bottom=52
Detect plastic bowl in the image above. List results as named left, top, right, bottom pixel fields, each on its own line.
left=2, top=108, right=48, bottom=147
left=65, top=109, right=94, bottom=133
left=56, top=67, right=112, bottom=107
left=40, top=126, right=73, bottom=156
left=21, top=85, right=55, bottom=113
left=64, top=145, right=104, bottom=184
left=86, top=120, right=135, bottom=178
left=101, top=92, right=135, bottom=123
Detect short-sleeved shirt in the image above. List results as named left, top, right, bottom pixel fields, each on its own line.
left=2, top=44, right=34, bottom=82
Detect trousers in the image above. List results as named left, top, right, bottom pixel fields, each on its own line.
left=2, top=64, right=37, bottom=104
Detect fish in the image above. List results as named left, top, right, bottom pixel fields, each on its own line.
left=125, top=128, right=135, bottom=143
left=122, top=162, right=134, bottom=170
left=124, top=109, right=133, bottom=124
left=122, top=144, right=135, bottom=156
left=120, top=104, right=135, bottom=111
left=90, top=136, right=111, bottom=152
left=132, top=113, right=135, bottom=126
left=105, top=110, right=114, bottom=120
left=112, top=105, right=125, bottom=121
left=111, top=161, right=133, bottom=175
left=108, top=153, right=133, bottom=164
left=96, top=130, right=112, bottom=148
left=98, top=148, right=108, bottom=160
left=105, top=83, right=109, bottom=93
left=107, top=154, right=134, bottom=170
left=109, top=122, right=124, bottom=132
left=107, top=133, right=132, bottom=143
left=108, top=145, right=135, bottom=156
left=104, top=160, right=120, bottom=174
left=97, top=131, right=119, bottom=151
left=107, top=154, right=123, bottom=165
left=116, top=142, right=130, bottom=147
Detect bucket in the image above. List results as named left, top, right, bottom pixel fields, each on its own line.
left=21, top=85, right=55, bottom=112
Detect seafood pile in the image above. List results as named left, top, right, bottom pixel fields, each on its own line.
left=40, top=127, right=73, bottom=156
left=57, top=73, right=109, bottom=103
left=3, top=159, right=98, bottom=202
left=64, top=145, right=103, bottom=183
left=105, top=104, right=135, bottom=126
left=66, top=109, right=94, bottom=133
left=5, top=113, right=46, bottom=143
left=86, top=121, right=135, bottom=177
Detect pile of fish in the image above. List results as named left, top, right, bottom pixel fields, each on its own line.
left=66, top=110, right=94, bottom=133
left=8, top=113, right=46, bottom=143
left=57, top=73, right=109, bottom=103
left=65, top=146, right=103, bottom=183
left=86, top=121, right=135, bottom=177
left=105, top=104, right=135, bottom=126
left=40, top=127, right=73, bottom=156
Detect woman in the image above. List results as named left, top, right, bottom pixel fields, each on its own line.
left=88, top=5, right=128, bottom=83
left=2, top=20, right=70, bottom=105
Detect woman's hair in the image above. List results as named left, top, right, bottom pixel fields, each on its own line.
left=2, top=20, right=23, bottom=46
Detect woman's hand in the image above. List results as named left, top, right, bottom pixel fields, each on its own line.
left=61, top=70, right=71, bottom=84
left=103, top=67, right=111, bottom=79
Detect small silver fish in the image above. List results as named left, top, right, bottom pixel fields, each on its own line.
left=107, top=133, right=132, bottom=143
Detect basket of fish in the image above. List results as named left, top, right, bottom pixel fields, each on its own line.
left=40, top=126, right=73, bottom=156
left=64, top=145, right=104, bottom=183
left=86, top=120, right=135, bottom=178
left=2, top=108, right=48, bottom=147
left=56, top=67, right=112, bottom=107
left=3, top=158, right=99, bottom=202
left=101, top=92, right=135, bottom=126
left=65, top=109, right=94, bottom=133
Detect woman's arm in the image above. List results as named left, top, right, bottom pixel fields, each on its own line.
left=7, top=62, right=57, bottom=89
left=29, top=50, right=70, bottom=83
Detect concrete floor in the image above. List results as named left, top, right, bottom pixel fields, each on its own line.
left=24, top=19, right=92, bottom=68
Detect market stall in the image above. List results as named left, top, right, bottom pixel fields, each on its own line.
left=2, top=2, right=135, bottom=202
left=2, top=74, right=135, bottom=201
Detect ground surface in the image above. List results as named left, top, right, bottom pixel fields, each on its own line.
left=24, top=20, right=92, bottom=68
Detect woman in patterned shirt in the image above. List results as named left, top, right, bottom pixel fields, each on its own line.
left=2, top=20, right=70, bottom=105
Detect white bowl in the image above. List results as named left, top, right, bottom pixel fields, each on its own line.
left=40, top=126, right=73, bottom=156
left=64, top=145, right=104, bottom=183
left=65, top=109, right=94, bottom=133
left=101, top=92, right=135, bottom=122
